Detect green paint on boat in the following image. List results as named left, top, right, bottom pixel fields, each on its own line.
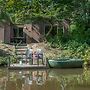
left=48, top=58, right=84, bottom=68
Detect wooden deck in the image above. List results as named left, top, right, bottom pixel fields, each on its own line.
left=8, top=64, right=49, bottom=69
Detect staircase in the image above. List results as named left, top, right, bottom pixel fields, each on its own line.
left=24, top=25, right=40, bottom=42
left=15, top=43, right=28, bottom=64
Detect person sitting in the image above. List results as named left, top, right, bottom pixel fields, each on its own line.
left=26, top=44, right=44, bottom=65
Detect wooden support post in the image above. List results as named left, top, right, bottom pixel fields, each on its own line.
left=42, top=54, right=44, bottom=65
left=8, top=56, right=10, bottom=67
left=37, top=58, right=39, bottom=66
left=46, top=58, right=49, bottom=68
left=32, top=54, right=33, bottom=65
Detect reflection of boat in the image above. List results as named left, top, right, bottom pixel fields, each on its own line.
left=49, top=69, right=90, bottom=90
left=1, top=68, right=90, bottom=90
left=48, top=59, right=84, bottom=68
left=48, top=69, right=84, bottom=90
left=49, top=69, right=83, bottom=79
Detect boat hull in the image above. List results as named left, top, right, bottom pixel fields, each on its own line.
left=48, top=59, right=84, bottom=68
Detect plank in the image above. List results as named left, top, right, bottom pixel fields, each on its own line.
left=8, top=64, right=48, bottom=69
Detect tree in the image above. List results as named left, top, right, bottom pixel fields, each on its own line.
left=1, top=0, right=90, bottom=40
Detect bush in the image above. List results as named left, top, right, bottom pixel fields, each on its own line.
left=0, top=57, right=8, bottom=66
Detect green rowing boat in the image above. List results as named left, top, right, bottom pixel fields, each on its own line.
left=48, top=58, right=84, bottom=68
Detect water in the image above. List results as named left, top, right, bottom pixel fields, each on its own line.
left=0, top=68, right=90, bottom=90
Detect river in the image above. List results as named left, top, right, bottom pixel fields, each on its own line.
left=0, top=68, right=90, bottom=90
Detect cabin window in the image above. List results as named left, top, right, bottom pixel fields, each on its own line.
left=13, top=28, right=17, bottom=37
left=11, top=27, right=26, bottom=43
left=13, top=27, right=23, bottom=37
left=19, top=28, right=23, bottom=37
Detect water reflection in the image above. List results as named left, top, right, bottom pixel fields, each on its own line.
left=0, top=68, right=90, bottom=90
left=49, top=68, right=90, bottom=90
left=6, top=70, right=48, bottom=90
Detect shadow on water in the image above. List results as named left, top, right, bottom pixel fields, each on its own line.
left=0, top=68, right=90, bottom=90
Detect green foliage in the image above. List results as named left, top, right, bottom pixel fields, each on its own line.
left=0, top=0, right=89, bottom=25
left=0, top=57, right=8, bottom=66
left=0, top=0, right=90, bottom=64
left=3, top=0, right=60, bottom=24
left=0, top=55, right=17, bottom=66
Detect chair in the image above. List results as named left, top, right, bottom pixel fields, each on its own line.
left=26, top=48, right=44, bottom=65
left=26, top=48, right=33, bottom=64
left=37, top=49, right=44, bottom=65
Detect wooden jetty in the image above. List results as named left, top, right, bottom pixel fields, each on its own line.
left=7, top=43, right=49, bottom=69
left=8, top=64, right=49, bottom=69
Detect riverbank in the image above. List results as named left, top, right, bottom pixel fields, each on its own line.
left=0, top=42, right=14, bottom=66
left=0, top=42, right=90, bottom=66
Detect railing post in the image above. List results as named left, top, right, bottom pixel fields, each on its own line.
left=8, top=56, right=10, bottom=67
left=46, top=58, right=49, bottom=68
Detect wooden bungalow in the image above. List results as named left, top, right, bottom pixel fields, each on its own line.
left=0, top=19, right=70, bottom=69
left=0, top=21, right=59, bottom=44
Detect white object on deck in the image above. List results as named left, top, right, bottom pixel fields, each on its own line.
left=19, top=61, right=22, bottom=65
left=37, top=49, right=43, bottom=59
left=26, top=48, right=33, bottom=58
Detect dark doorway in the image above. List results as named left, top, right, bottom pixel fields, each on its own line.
left=11, top=27, right=26, bottom=44
left=45, top=25, right=57, bottom=37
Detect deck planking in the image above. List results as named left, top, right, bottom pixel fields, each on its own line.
left=8, top=64, right=49, bottom=69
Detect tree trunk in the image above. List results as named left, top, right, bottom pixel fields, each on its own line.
left=45, top=22, right=53, bottom=37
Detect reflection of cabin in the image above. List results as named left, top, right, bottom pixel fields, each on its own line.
left=0, top=21, right=59, bottom=44
left=4, top=70, right=48, bottom=90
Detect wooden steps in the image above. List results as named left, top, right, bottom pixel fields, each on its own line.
left=15, top=44, right=28, bottom=63
left=8, top=43, right=48, bottom=69
left=24, top=25, right=40, bottom=42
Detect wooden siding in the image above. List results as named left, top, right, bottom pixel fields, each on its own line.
left=0, top=24, right=4, bottom=42
left=0, top=23, right=11, bottom=43
left=4, top=23, right=11, bottom=43
left=24, top=24, right=43, bottom=43
left=0, top=21, right=46, bottom=44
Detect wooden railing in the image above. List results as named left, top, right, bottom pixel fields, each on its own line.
left=24, top=26, right=40, bottom=42
left=7, top=40, right=26, bottom=67
left=10, top=37, right=26, bottom=44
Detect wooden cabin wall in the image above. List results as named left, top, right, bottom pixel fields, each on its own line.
left=0, top=24, right=4, bottom=42
left=4, top=23, right=11, bottom=43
